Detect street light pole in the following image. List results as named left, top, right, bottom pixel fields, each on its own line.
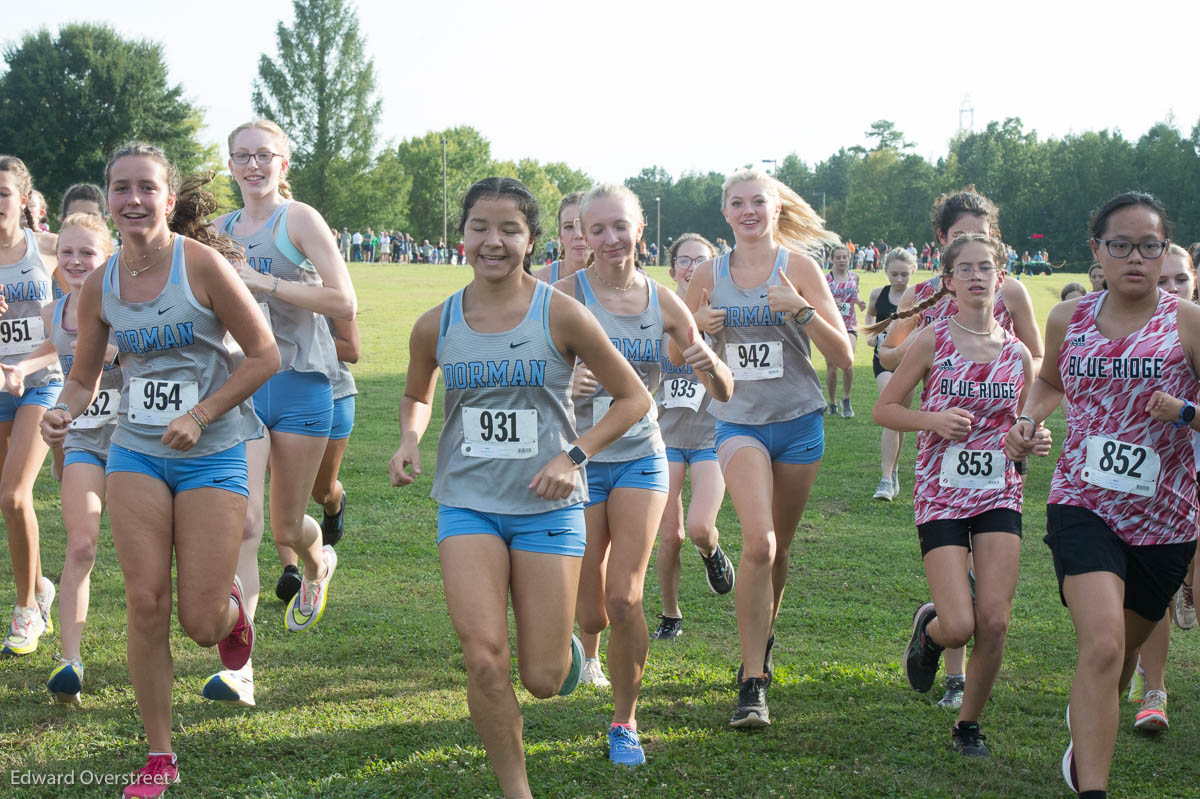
left=655, top=197, right=661, bottom=267
left=441, top=136, right=448, bottom=252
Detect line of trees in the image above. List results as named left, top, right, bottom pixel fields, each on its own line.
left=3, top=5, right=1198, bottom=268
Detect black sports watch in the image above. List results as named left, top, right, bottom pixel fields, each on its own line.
left=565, top=445, right=589, bottom=467
left=1175, top=400, right=1196, bottom=429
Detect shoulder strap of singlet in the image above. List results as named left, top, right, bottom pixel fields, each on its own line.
left=167, top=235, right=186, bottom=286
left=773, top=247, right=789, bottom=277
left=549, top=260, right=559, bottom=283
left=574, top=270, right=598, bottom=305
left=272, top=202, right=311, bottom=268
left=714, top=251, right=730, bottom=282
left=534, top=280, right=567, bottom=363
left=220, top=210, right=241, bottom=235
left=52, top=295, right=67, bottom=329
left=439, top=289, right=464, bottom=340
left=102, top=252, right=120, bottom=295
left=645, top=275, right=661, bottom=313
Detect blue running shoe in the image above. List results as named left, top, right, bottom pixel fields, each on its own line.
left=201, top=669, right=256, bottom=707
left=608, top=725, right=645, bottom=766
left=47, top=658, right=83, bottom=704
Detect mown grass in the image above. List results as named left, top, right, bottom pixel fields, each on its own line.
left=1, top=264, right=1197, bottom=798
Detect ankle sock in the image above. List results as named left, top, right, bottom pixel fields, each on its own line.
left=611, top=722, right=636, bottom=732
left=148, top=752, right=177, bottom=764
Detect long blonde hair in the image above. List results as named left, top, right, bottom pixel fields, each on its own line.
left=578, top=183, right=644, bottom=268
left=722, top=168, right=839, bottom=254
left=228, top=119, right=293, bottom=199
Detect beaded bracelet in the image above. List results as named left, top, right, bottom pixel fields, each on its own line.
left=188, top=409, right=208, bottom=430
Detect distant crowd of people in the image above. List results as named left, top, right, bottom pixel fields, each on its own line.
left=336, top=228, right=466, bottom=264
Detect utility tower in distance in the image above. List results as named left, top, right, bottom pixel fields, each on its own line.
left=959, top=94, right=975, bottom=133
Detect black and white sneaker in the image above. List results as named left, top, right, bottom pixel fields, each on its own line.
left=275, top=564, right=301, bottom=603
left=729, top=676, right=770, bottom=728
left=699, top=544, right=735, bottom=595
left=651, top=614, right=682, bottom=640
left=903, top=602, right=943, bottom=693
left=321, top=491, right=346, bottom=547
left=736, top=633, right=775, bottom=687
left=951, top=720, right=989, bottom=757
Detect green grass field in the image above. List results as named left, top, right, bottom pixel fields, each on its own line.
left=1, top=264, right=1197, bottom=798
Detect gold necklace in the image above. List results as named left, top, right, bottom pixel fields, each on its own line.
left=122, top=235, right=173, bottom=277
left=950, top=316, right=997, bottom=336
left=589, top=264, right=638, bottom=292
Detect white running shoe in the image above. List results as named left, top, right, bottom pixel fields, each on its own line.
left=286, top=545, right=337, bottom=632
left=1174, top=583, right=1196, bottom=630
left=580, top=657, right=610, bottom=687
left=872, top=478, right=894, bottom=501
left=2, top=605, right=46, bottom=657
left=36, top=577, right=56, bottom=635
left=202, top=668, right=256, bottom=707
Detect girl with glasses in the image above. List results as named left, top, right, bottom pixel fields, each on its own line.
left=875, top=233, right=1046, bottom=758
left=1007, top=192, right=1199, bottom=798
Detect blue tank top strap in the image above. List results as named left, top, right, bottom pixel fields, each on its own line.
left=272, top=203, right=311, bottom=268
left=715, top=251, right=730, bottom=282
left=646, top=276, right=661, bottom=312
left=52, top=295, right=66, bottom=328
left=167, top=235, right=186, bottom=287
left=772, top=246, right=788, bottom=276
left=102, top=253, right=120, bottom=295
left=574, top=269, right=598, bottom=305
left=549, top=260, right=559, bottom=283
left=220, top=210, right=241, bottom=236
left=439, top=289, right=463, bottom=342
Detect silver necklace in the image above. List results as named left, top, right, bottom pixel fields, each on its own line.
left=950, top=316, right=997, bottom=336
left=589, top=265, right=637, bottom=292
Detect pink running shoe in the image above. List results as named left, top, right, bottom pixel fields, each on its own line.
left=123, top=753, right=179, bottom=798
left=217, top=575, right=254, bottom=671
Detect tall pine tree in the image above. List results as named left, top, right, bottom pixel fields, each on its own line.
left=252, top=0, right=381, bottom=215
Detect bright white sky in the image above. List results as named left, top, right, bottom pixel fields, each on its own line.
left=13, top=0, right=1200, bottom=183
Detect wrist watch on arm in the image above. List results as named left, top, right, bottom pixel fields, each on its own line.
left=565, top=445, right=588, bottom=467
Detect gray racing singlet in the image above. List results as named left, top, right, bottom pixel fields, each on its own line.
left=325, top=316, right=357, bottom=400
left=0, top=227, right=62, bottom=387
left=657, top=332, right=716, bottom=450
left=707, top=248, right=825, bottom=424
left=431, top=280, right=585, bottom=514
left=50, top=295, right=122, bottom=458
left=572, top=270, right=665, bottom=462
left=100, top=237, right=262, bottom=458
left=221, top=203, right=338, bottom=377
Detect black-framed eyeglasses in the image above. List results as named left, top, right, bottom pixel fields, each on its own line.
left=674, top=256, right=706, bottom=268
left=231, top=151, right=283, bottom=166
left=1093, top=238, right=1168, bottom=259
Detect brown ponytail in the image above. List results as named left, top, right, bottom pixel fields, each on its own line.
left=862, top=282, right=949, bottom=337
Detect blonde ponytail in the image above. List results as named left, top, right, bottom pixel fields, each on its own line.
left=722, top=168, right=839, bottom=255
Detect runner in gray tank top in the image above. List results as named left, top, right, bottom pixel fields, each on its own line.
left=389, top=178, right=652, bottom=798
left=207, top=120, right=357, bottom=707
left=684, top=168, right=852, bottom=730
left=532, top=192, right=589, bottom=285
left=555, top=184, right=731, bottom=767
left=651, top=233, right=734, bottom=644
left=0, top=156, right=64, bottom=661
left=41, top=144, right=278, bottom=794
left=6, top=214, right=118, bottom=699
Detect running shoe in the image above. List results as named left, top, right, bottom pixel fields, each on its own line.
left=1175, top=582, right=1197, bottom=630
left=123, top=753, right=179, bottom=798
left=321, top=491, right=346, bottom=548
left=607, top=725, right=645, bottom=766
left=730, top=676, right=770, bottom=728
left=873, top=477, right=894, bottom=501
left=736, top=633, right=776, bottom=687
left=36, top=577, right=55, bottom=635
left=47, top=657, right=83, bottom=704
left=1134, top=689, right=1169, bottom=731
left=951, top=720, right=989, bottom=757
left=841, top=398, right=854, bottom=418
left=699, top=543, right=735, bottom=594
left=580, top=658, right=610, bottom=687
left=827, top=402, right=839, bottom=416
left=558, top=634, right=584, bottom=696
left=903, top=602, right=942, bottom=693
left=286, top=545, right=338, bottom=632
left=202, top=669, right=256, bottom=707
left=218, top=575, right=254, bottom=670
left=1062, top=705, right=1078, bottom=794
left=275, top=565, right=301, bottom=603
left=2, top=605, right=45, bottom=657
left=938, top=675, right=965, bottom=709
left=651, top=614, right=682, bottom=640
left=1127, top=662, right=1146, bottom=704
